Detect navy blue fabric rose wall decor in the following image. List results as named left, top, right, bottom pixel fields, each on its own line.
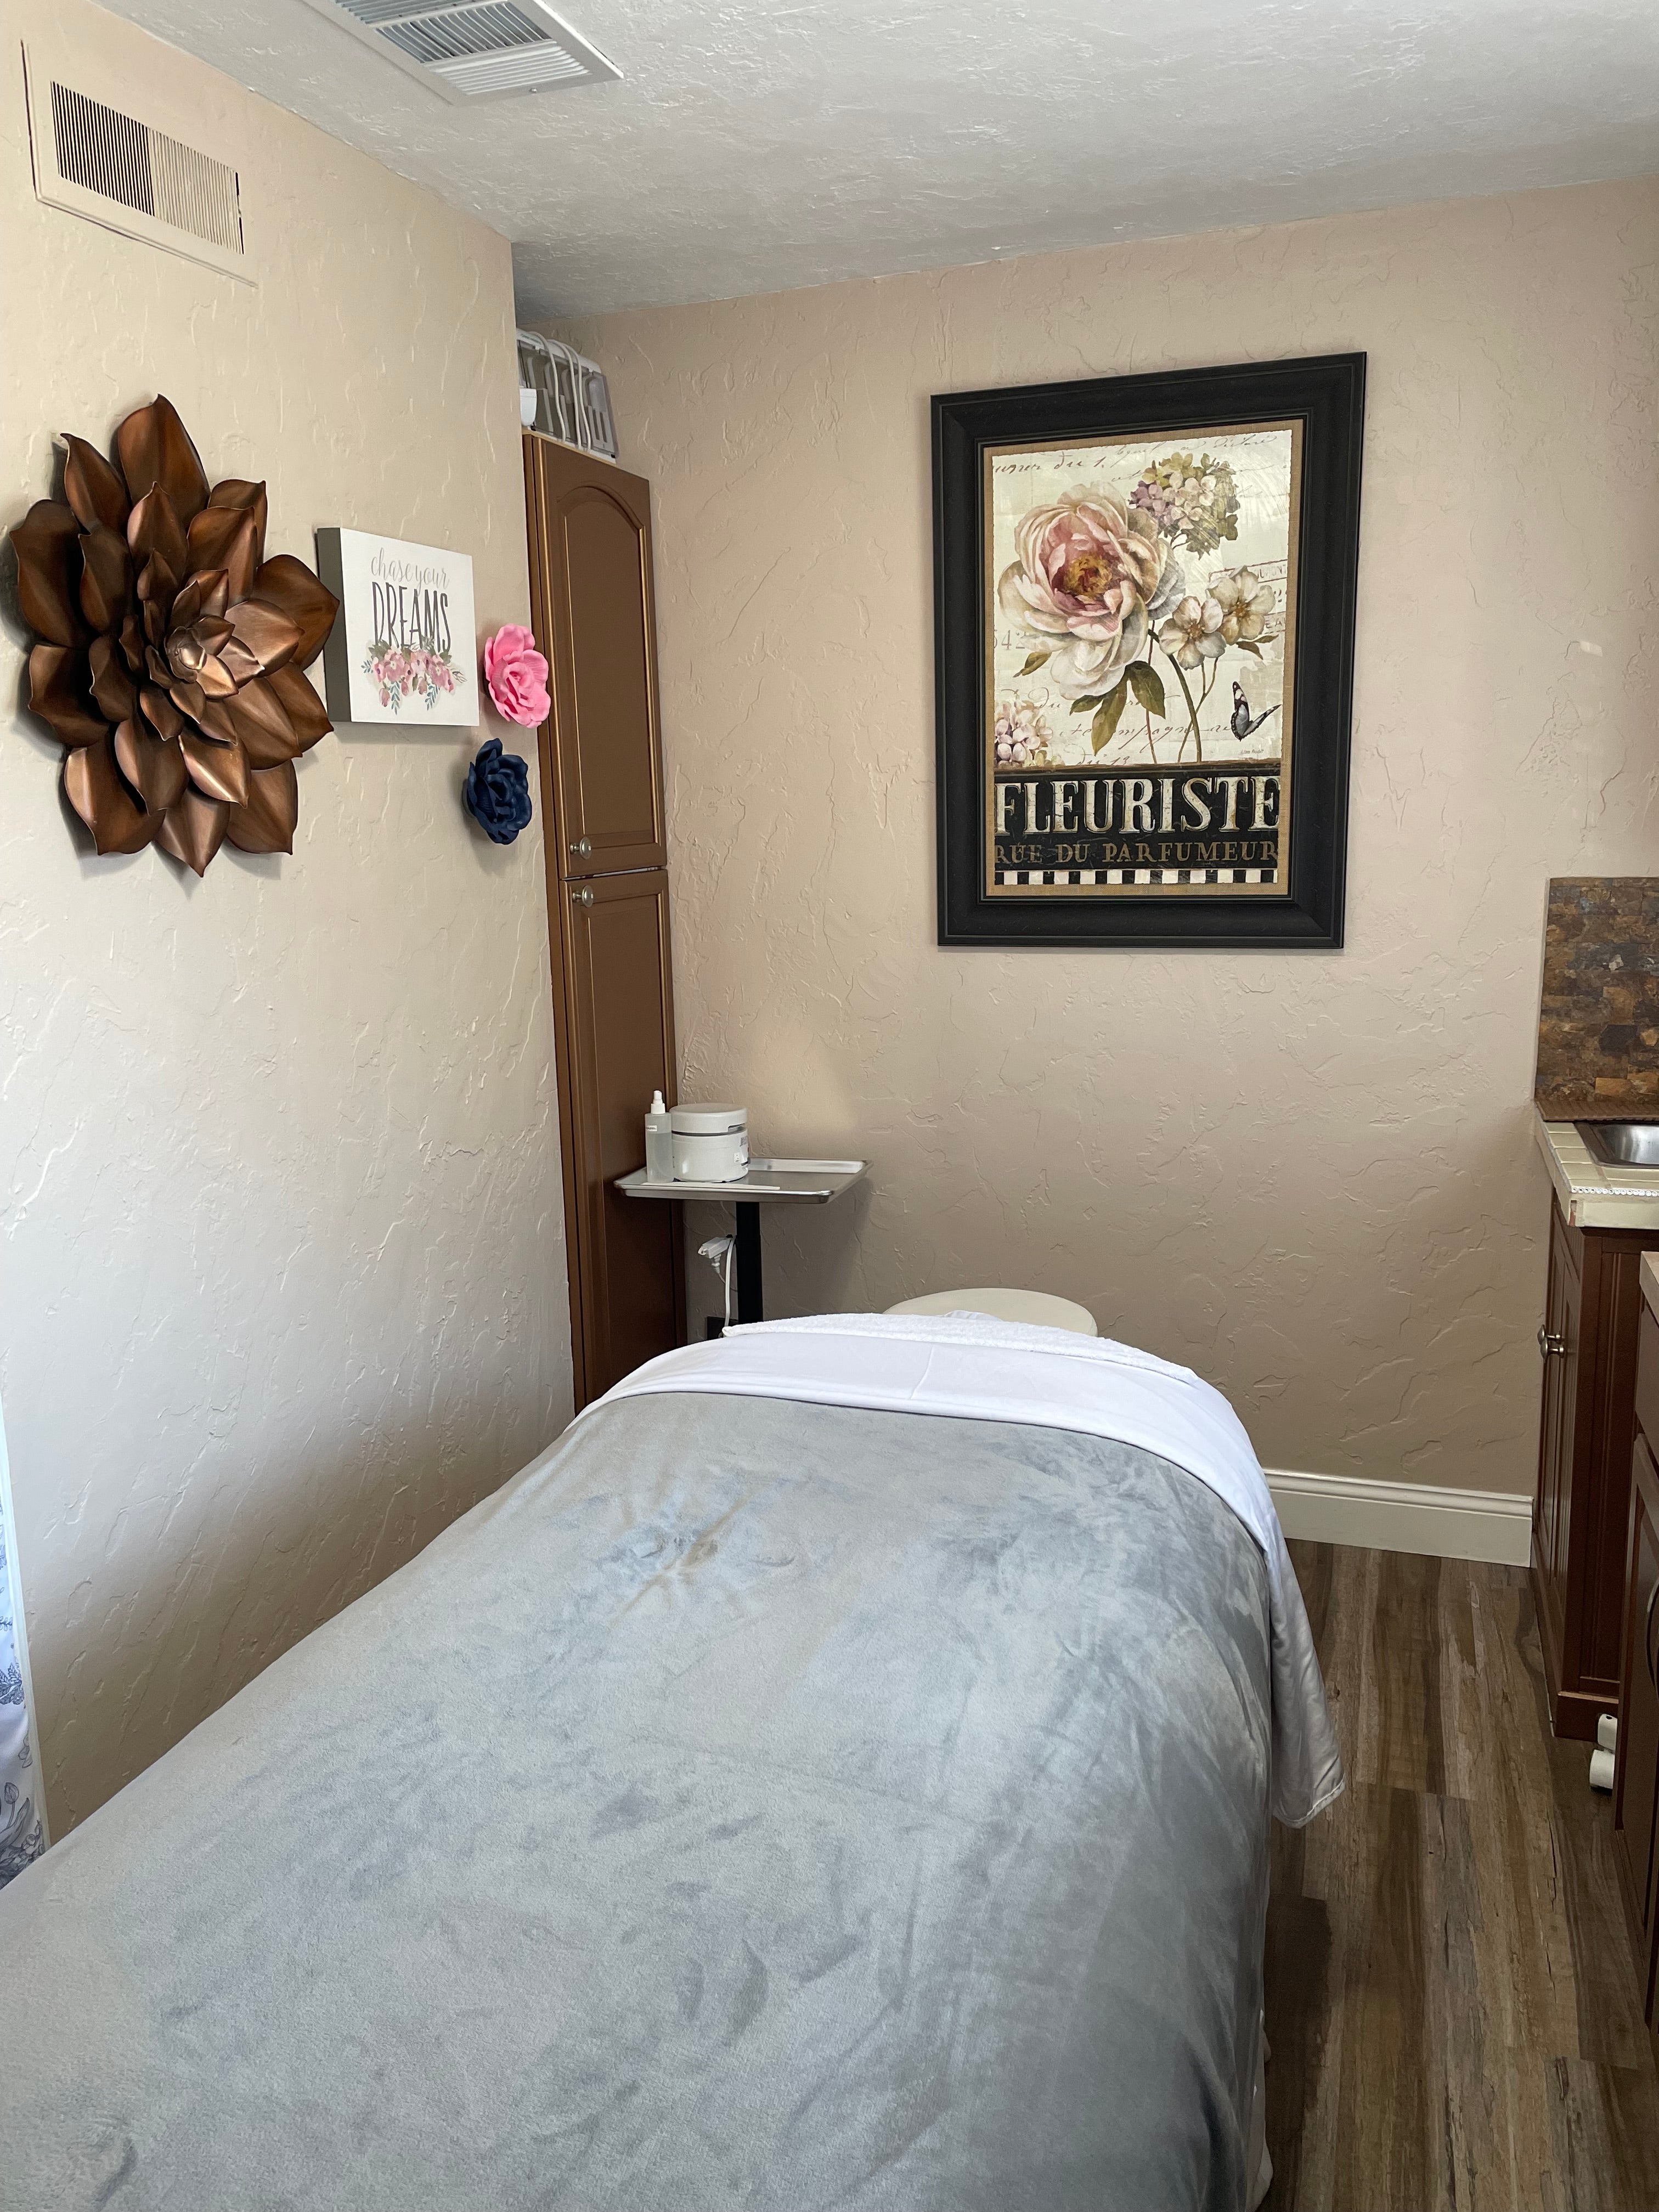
left=465, top=738, right=533, bottom=845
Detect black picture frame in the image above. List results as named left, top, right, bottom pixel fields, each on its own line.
left=933, top=352, right=1364, bottom=950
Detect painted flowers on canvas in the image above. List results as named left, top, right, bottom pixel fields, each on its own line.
left=990, top=426, right=1297, bottom=771
left=363, top=641, right=460, bottom=715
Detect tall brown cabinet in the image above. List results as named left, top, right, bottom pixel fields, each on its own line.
left=524, top=432, right=684, bottom=1408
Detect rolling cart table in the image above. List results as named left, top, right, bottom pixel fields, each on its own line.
left=615, top=1159, right=866, bottom=1326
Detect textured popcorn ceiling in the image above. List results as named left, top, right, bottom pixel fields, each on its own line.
left=95, top=0, right=1659, bottom=317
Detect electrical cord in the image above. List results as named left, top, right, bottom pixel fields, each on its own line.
left=697, top=1234, right=736, bottom=1329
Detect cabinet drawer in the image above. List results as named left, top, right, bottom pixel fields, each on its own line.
left=1638, top=1304, right=1659, bottom=1464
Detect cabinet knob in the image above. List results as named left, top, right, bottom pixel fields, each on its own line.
left=573, top=885, right=594, bottom=907
left=1538, top=1325, right=1567, bottom=1358
left=570, top=838, right=592, bottom=857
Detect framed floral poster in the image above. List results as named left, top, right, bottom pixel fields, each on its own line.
left=933, top=354, right=1364, bottom=947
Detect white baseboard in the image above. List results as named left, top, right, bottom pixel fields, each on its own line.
left=1266, top=1468, right=1533, bottom=1566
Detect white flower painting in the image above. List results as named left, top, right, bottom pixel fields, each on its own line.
left=937, top=354, right=1361, bottom=945
left=984, top=420, right=1301, bottom=899
left=989, top=424, right=1298, bottom=773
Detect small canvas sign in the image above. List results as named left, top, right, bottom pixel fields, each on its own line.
left=314, top=528, right=478, bottom=726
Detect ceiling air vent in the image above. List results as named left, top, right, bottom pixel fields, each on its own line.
left=22, top=48, right=252, bottom=285
left=305, top=0, right=621, bottom=100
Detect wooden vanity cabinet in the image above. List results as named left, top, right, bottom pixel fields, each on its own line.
left=1613, top=1297, right=1659, bottom=2029
left=1533, top=1196, right=1659, bottom=1740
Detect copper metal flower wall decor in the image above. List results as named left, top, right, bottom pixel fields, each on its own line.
left=9, top=396, right=339, bottom=874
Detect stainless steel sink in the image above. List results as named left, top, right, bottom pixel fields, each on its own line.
left=1579, top=1121, right=1659, bottom=1167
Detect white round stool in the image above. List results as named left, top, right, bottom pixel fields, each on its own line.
left=886, top=1287, right=1098, bottom=1336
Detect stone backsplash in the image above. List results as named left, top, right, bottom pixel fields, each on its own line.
left=1536, top=878, right=1659, bottom=1120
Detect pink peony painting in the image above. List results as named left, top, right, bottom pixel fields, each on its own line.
left=984, top=423, right=1297, bottom=902
left=992, top=445, right=1287, bottom=760
left=934, top=355, right=1364, bottom=947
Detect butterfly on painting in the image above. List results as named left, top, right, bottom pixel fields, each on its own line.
left=1230, top=681, right=1280, bottom=742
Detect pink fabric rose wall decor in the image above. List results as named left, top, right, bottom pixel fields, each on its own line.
left=483, top=624, right=551, bottom=729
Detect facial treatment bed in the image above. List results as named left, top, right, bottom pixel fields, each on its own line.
left=0, top=1313, right=1340, bottom=2212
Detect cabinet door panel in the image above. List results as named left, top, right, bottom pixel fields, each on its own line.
left=559, top=870, right=682, bottom=1405
left=1637, top=1308, right=1659, bottom=1480
left=1614, top=1434, right=1659, bottom=2003
left=1537, top=1204, right=1580, bottom=1612
left=1534, top=1199, right=1659, bottom=1742
left=562, top=490, right=661, bottom=859
left=1581, top=1244, right=1652, bottom=1696
left=526, top=438, right=667, bottom=878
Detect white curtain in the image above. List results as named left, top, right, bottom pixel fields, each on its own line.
left=0, top=1400, right=44, bottom=1888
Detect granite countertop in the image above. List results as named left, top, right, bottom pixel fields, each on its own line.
left=1536, top=1109, right=1659, bottom=1231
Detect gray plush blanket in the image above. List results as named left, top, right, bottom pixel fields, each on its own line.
left=0, top=1394, right=1277, bottom=2211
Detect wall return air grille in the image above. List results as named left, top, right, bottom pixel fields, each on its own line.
left=22, top=50, right=252, bottom=284
left=310, top=0, right=620, bottom=99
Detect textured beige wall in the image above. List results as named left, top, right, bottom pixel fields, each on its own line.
left=1, top=0, right=571, bottom=1829
left=555, top=176, right=1659, bottom=1498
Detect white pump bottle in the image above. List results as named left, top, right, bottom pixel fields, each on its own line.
left=644, top=1091, right=674, bottom=1182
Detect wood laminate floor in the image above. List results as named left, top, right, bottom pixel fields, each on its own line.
left=1263, top=1544, right=1659, bottom=2212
